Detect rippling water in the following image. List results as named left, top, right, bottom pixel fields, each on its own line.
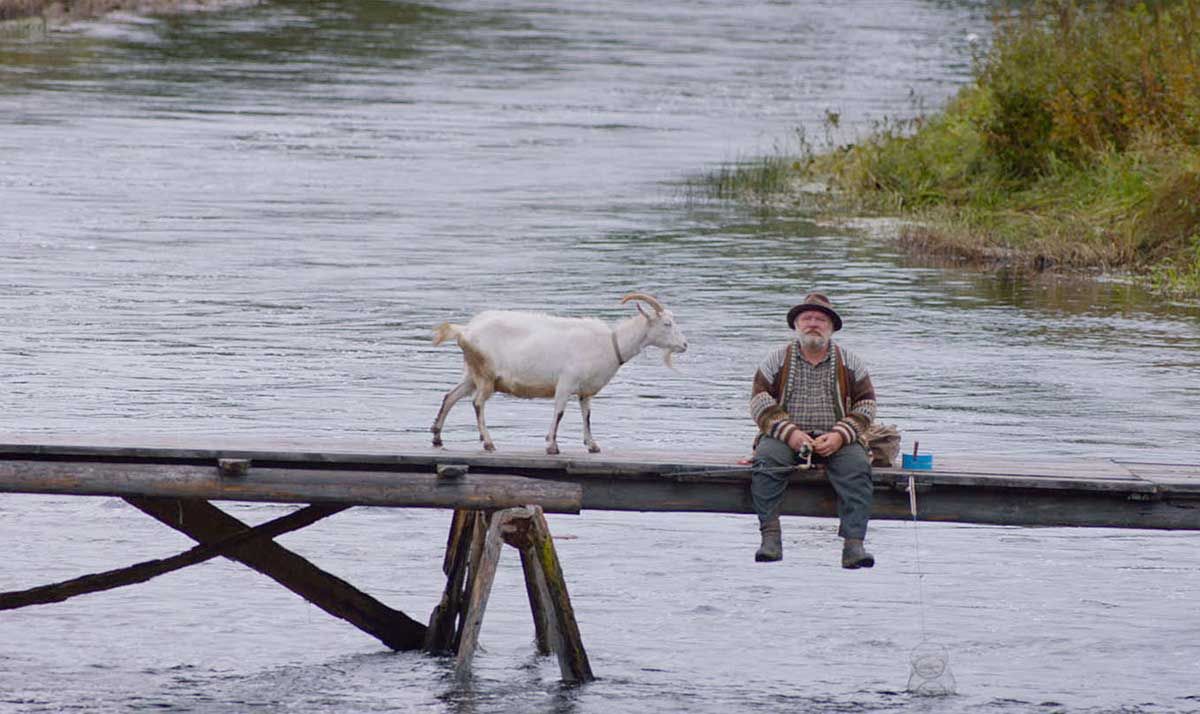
left=1, top=1, right=1198, bottom=712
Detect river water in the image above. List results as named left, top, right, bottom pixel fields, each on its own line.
left=1, top=1, right=1198, bottom=712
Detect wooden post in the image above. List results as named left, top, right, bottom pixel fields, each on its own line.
left=424, top=509, right=476, bottom=653
left=518, top=545, right=554, bottom=656
left=520, top=508, right=594, bottom=683
left=429, top=506, right=593, bottom=683
left=453, top=511, right=505, bottom=677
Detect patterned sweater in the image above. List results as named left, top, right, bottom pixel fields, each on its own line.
left=749, top=341, right=877, bottom=449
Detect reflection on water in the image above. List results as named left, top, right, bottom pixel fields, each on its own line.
left=0, top=1, right=1198, bottom=712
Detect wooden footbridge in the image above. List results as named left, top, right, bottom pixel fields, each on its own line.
left=1, top=441, right=1197, bottom=683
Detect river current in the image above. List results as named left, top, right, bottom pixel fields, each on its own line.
left=1, top=1, right=1198, bottom=712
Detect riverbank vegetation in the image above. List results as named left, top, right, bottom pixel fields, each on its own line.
left=714, top=1, right=1200, bottom=296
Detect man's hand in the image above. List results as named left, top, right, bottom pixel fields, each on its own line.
left=812, top=431, right=844, bottom=457
left=786, top=429, right=815, bottom=453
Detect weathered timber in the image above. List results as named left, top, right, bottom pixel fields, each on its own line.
left=518, top=545, right=554, bottom=656
left=498, top=507, right=592, bottom=681
left=437, top=463, right=469, bottom=479
left=454, top=510, right=506, bottom=677
left=0, top=442, right=1197, bottom=529
left=0, top=503, right=345, bottom=611
left=0, top=458, right=581, bottom=513
left=127, top=496, right=427, bottom=651
left=428, top=506, right=593, bottom=683
left=217, top=458, right=251, bottom=477
left=516, top=508, right=593, bottom=683
left=424, top=509, right=477, bottom=654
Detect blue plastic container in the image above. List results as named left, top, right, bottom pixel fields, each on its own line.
left=902, top=453, right=934, bottom=470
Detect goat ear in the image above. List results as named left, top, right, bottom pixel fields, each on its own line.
left=635, top=303, right=648, bottom=318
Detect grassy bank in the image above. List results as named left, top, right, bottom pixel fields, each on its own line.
left=715, top=0, right=1200, bottom=296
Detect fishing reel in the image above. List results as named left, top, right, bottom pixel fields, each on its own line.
left=796, top=442, right=814, bottom=470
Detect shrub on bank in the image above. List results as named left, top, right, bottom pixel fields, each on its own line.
left=731, top=0, right=1200, bottom=295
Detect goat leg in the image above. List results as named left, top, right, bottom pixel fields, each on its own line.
left=580, top=396, right=600, bottom=453
left=432, top=380, right=474, bottom=447
left=473, top=388, right=496, bottom=451
left=546, top=385, right=573, bottom=456
left=545, top=410, right=563, bottom=455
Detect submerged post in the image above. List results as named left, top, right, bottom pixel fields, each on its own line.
left=429, top=505, right=594, bottom=684
left=425, top=509, right=477, bottom=653
left=508, top=508, right=594, bottom=683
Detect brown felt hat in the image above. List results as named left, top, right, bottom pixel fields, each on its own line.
left=786, top=292, right=843, bottom=331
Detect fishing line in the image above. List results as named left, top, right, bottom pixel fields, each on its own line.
left=909, top=470, right=928, bottom=640
left=905, top=451, right=956, bottom=696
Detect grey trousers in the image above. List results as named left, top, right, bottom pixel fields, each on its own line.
left=751, top=435, right=873, bottom=540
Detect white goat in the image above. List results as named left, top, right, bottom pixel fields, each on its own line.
left=431, top=292, right=688, bottom=455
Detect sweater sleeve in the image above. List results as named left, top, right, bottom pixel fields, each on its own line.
left=832, top=349, right=877, bottom=446
left=750, top=345, right=800, bottom=444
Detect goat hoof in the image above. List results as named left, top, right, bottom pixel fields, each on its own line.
left=483, top=442, right=495, bottom=452
left=587, top=443, right=601, bottom=454
left=431, top=435, right=443, bottom=447
left=545, top=445, right=560, bottom=456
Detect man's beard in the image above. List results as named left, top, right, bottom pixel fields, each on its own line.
left=799, top=333, right=829, bottom=351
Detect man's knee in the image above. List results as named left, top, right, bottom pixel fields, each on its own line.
left=827, top=444, right=873, bottom=494
left=831, top=443, right=870, bottom=473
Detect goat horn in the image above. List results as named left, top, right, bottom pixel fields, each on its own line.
left=620, top=292, right=665, bottom=314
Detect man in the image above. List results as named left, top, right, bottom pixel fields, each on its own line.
left=748, top=292, right=877, bottom=568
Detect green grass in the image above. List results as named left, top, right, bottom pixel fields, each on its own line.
left=713, top=0, right=1200, bottom=296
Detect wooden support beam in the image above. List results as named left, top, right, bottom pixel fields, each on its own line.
left=516, top=508, right=594, bottom=683
left=3, top=443, right=1195, bottom=529
left=429, top=507, right=594, bottom=683
left=0, top=503, right=344, bottom=611
left=518, top=545, right=554, bottom=656
left=126, top=496, right=427, bottom=651
left=424, top=509, right=477, bottom=654
left=0, top=459, right=582, bottom=513
left=453, top=511, right=505, bottom=677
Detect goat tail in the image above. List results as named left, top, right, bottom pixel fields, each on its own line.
left=432, top=322, right=464, bottom=346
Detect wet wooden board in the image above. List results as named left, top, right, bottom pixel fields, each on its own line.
left=1113, top=460, right=1200, bottom=495
left=0, top=453, right=583, bottom=513
left=0, top=441, right=1197, bottom=529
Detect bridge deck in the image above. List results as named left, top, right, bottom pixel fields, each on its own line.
left=1, top=440, right=1197, bottom=529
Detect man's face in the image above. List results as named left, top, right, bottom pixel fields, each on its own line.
left=794, top=310, right=833, bottom=349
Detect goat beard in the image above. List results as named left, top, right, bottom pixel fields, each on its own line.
left=662, top=349, right=677, bottom=371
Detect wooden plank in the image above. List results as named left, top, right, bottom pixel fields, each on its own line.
left=872, top=467, right=1157, bottom=493
left=0, top=459, right=582, bottom=514
left=2, top=442, right=1198, bottom=529
left=1116, top=461, right=1200, bottom=495
left=127, top=497, right=427, bottom=651
left=1, top=441, right=1191, bottom=493
left=0, top=439, right=1195, bottom=484
left=868, top=486, right=1200, bottom=529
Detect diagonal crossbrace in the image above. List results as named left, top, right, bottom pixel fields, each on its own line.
left=0, top=503, right=345, bottom=611
left=126, top=496, right=427, bottom=651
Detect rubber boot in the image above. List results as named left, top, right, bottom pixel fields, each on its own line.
left=755, top=518, right=782, bottom=562
left=841, top=538, right=875, bottom=569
